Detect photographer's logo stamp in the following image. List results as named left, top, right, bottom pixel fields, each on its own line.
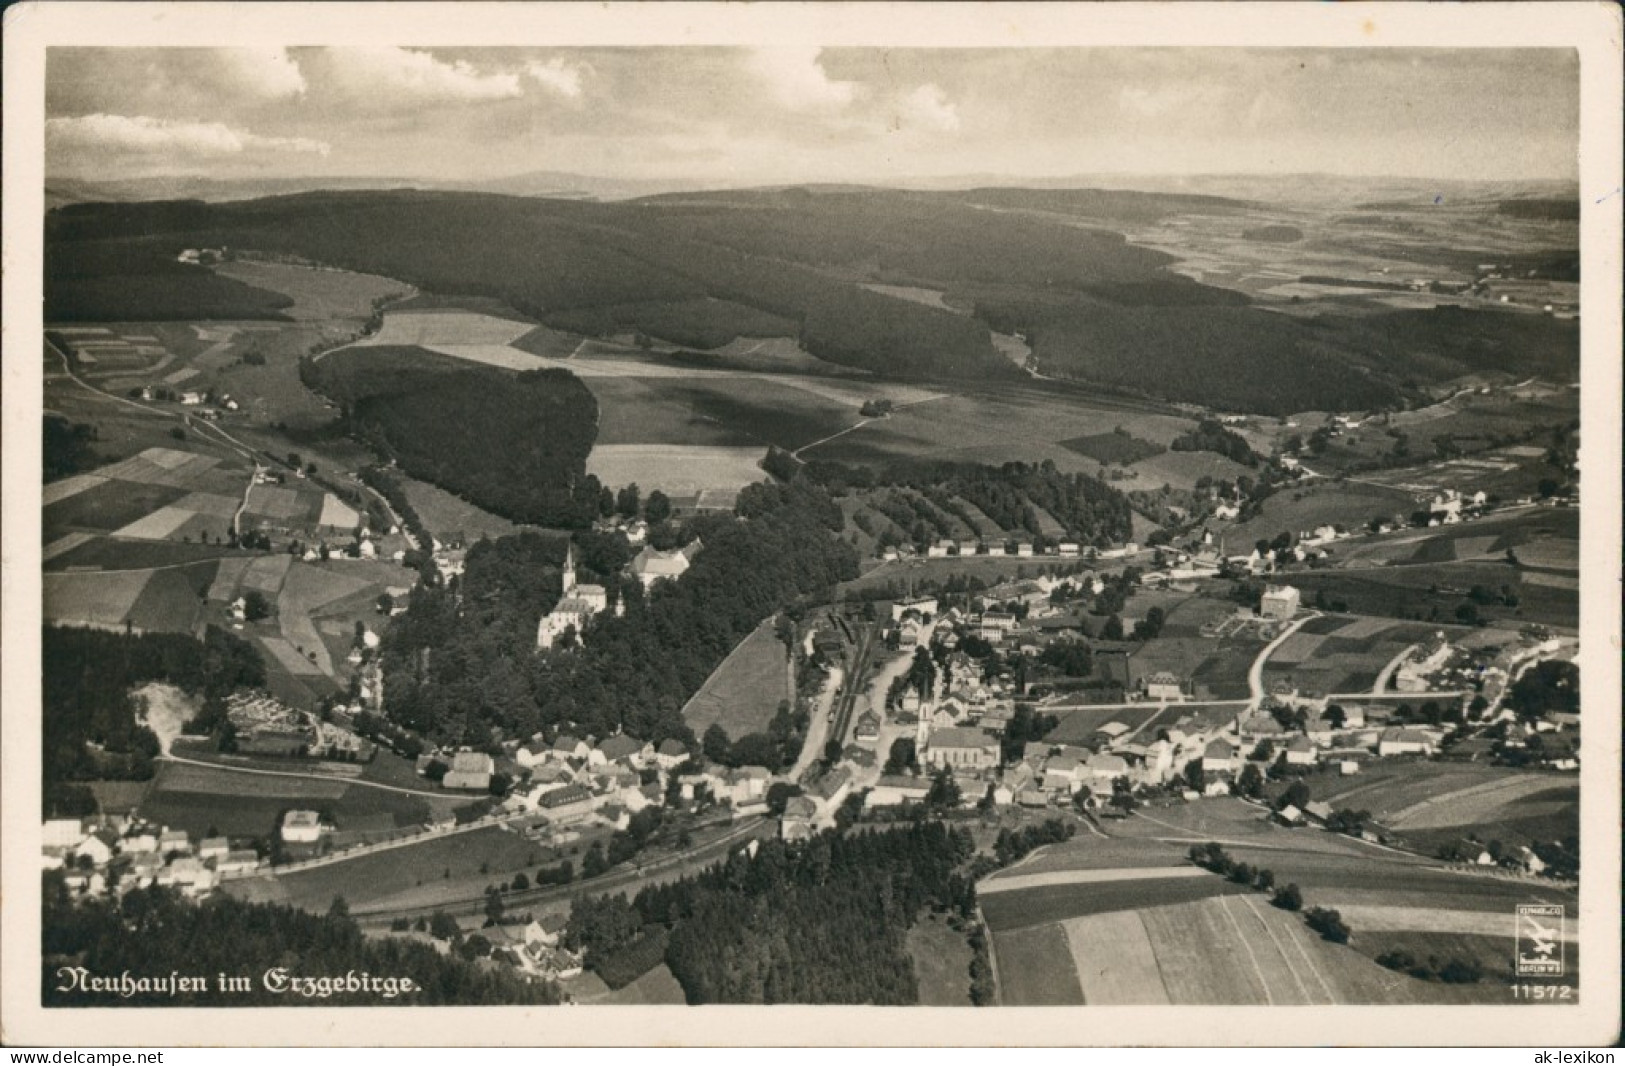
left=1515, top=904, right=1565, bottom=977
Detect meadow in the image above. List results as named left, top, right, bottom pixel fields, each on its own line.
left=904, top=913, right=975, bottom=1007
left=681, top=622, right=789, bottom=739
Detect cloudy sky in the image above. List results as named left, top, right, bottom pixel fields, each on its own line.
left=45, top=47, right=1579, bottom=187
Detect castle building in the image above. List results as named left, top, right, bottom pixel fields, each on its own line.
left=537, top=545, right=610, bottom=649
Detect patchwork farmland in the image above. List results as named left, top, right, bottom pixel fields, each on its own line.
left=986, top=798, right=1577, bottom=1005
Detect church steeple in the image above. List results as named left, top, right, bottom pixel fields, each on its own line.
left=562, top=542, right=577, bottom=595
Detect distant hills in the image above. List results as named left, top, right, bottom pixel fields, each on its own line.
left=44, top=170, right=1580, bottom=209
left=46, top=184, right=1578, bottom=414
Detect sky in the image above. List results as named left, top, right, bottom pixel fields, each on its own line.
left=44, top=47, right=1580, bottom=187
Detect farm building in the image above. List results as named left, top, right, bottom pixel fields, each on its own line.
left=1144, top=672, right=1185, bottom=701
left=854, top=711, right=881, bottom=741
left=1260, top=584, right=1301, bottom=622
left=443, top=751, right=494, bottom=791
left=866, top=775, right=931, bottom=808
left=629, top=539, right=703, bottom=590
left=1201, top=738, right=1237, bottom=775
left=1284, top=736, right=1319, bottom=766
left=1377, top=728, right=1436, bottom=757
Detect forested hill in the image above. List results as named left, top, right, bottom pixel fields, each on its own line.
left=47, top=187, right=1577, bottom=412
left=304, top=353, right=602, bottom=528
left=382, top=480, right=858, bottom=747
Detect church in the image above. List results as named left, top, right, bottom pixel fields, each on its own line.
left=536, top=544, right=612, bottom=650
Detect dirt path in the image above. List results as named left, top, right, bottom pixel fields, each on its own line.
left=158, top=750, right=447, bottom=798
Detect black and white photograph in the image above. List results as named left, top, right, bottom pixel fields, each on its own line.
left=3, top=1, right=1619, bottom=1048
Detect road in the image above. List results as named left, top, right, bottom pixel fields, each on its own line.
left=790, top=666, right=842, bottom=781
left=1245, top=612, right=1319, bottom=708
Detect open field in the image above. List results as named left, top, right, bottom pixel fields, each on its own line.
left=990, top=922, right=1083, bottom=1006
left=394, top=474, right=526, bottom=542
left=682, top=622, right=788, bottom=739
left=1063, top=910, right=1171, bottom=1004
left=1291, top=761, right=1579, bottom=852
left=1225, top=481, right=1418, bottom=546
left=1260, top=614, right=1449, bottom=694
left=1043, top=706, right=1166, bottom=746
left=1286, top=561, right=1577, bottom=630
left=225, top=823, right=548, bottom=912
left=214, top=261, right=410, bottom=323
left=979, top=870, right=1252, bottom=933
left=905, top=913, right=975, bottom=1006
left=360, top=310, right=534, bottom=348
left=585, top=445, right=766, bottom=508
left=44, top=570, right=162, bottom=630
left=593, top=374, right=858, bottom=450
left=598, top=963, right=689, bottom=1005
left=1058, top=431, right=1166, bottom=466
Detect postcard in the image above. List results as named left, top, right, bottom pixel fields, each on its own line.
left=3, top=1, right=1619, bottom=1047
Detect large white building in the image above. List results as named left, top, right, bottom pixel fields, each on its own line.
left=1260, top=584, right=1301, bottom=622
left=537, top=545, right=610, bottom=649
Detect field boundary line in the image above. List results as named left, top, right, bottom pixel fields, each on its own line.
left=1240, top=893, right=1322, bottom=1004
left=159, top=751, right=448, bottom=798
left=1214, top=894, right=1274, bottom=1005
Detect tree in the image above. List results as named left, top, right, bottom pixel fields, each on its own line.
left=1254, top=868, right=1275, bottom=893
left=644, top=490, right=672, bottom=524
left=702, top=723, right=732, bottom=764
left=429, top=910, right=460, bottom=940
left=765, top=782, right=801, bottom=816
left=926, top=767, right=961, bottom=810
left=242, top=589, right=273, bottom=622
left=883, top=736, right=918, bottom=776
left=1325, top=704, right=1347, bottom=729
left=1237, top=762, right=1264, bottom=799
left=1272, top=883, right=1303, bottom=911
left=615, top=483, right=641, bottom=519
left=1183, top=759, right=1205, bottom=792
left=1276, top=780, right=1311, bottom=812
left=510, top=871, right=529, bottom=892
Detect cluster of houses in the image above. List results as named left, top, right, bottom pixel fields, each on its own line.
left=413, top=730, right=772, bottom=840
left=42, top=817, right=263, bottom=902
left=883, top=539, right=1139, bottom=564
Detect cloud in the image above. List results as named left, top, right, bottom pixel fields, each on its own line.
left=525, top=57, right=587, bottom=99
left=46, top=114, right=329, bottom=157
left=329, top=47, right=522, bottom=103
left=210, top=48, right=306, bottom=99
left=894, top=84, right=959, bottom=133
left=747, top=47, right=858, bottom=111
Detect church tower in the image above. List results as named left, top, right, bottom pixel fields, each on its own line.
left=562, top=542, right=577, bottom=596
